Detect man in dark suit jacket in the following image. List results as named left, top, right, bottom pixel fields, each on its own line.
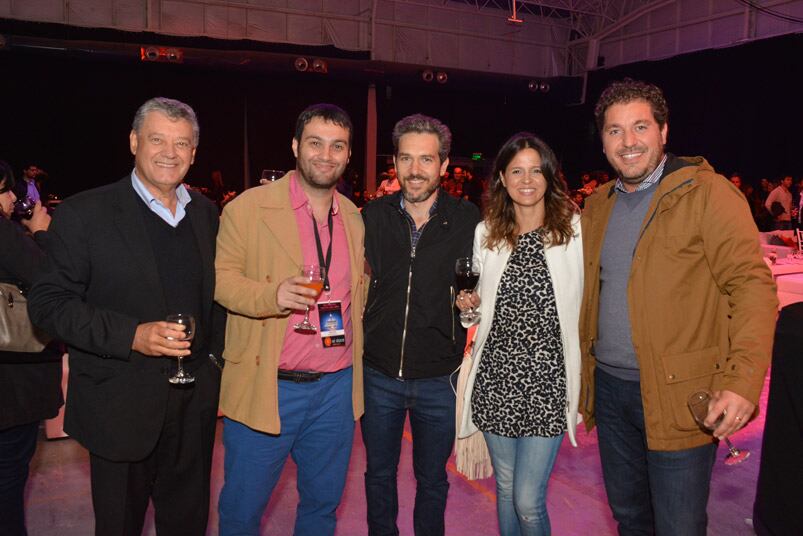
left=29, top=97, right=224, bottom=535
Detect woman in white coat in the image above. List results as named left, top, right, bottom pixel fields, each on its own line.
left=456, top=132, right=583, bottom=536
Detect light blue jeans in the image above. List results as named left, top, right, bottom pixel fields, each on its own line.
left=483, top=432, right=564, bottom=536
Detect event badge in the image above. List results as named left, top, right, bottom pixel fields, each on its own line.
left=317, top=301, right=345, bottom=347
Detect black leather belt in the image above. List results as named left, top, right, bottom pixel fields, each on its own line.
left=277, top=369, right=328, bottom=383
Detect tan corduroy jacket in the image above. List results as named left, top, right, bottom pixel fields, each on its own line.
left=579, top=156, right=777, bottom=451
left=215, top=173, right=366, bottom=434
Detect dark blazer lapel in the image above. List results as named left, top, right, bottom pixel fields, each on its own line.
left=185, top=196, right=215, bottom=321
left=112, top=176, right=168, bottom=314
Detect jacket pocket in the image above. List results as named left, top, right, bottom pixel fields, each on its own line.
left=658, top=346, right=724, bottom=431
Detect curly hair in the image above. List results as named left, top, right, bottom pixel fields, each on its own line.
left=483, top=132, right=577, bottom=251
left=392, top=114, right=451, bottom=163
left=594, top=78, right=669, bottom=134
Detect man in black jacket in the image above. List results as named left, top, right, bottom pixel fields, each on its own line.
left=29, top=98, right=224, bottom=535
left=361, top=114, right=481, bottom=535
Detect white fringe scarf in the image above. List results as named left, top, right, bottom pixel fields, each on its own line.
left=453, top=326, right=494, bottom=480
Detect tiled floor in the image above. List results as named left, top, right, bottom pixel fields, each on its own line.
left=25, top=373, right=768, bottom=535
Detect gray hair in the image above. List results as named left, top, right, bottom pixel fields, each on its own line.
left=392, top=114, right=452, bottom=163
left=132, top=97, right=200, bottom=146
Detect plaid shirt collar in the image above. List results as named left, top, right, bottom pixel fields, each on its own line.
left=400, top=190, right=440, bottom=249
left=614, top=154, right=668, bottom=194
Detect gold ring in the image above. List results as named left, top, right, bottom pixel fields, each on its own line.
left=735, top=416, right=742, bottom=422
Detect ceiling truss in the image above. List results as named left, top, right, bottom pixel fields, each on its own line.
left=444, top=0, right=657, bottom=38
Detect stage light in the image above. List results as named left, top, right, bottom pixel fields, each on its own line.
left=311, top=58, right=328, bottom=73
left=294, top=57, right=309, bottom=72
left=141, top=46, right=160, bottom=61
left=527, top=80, right=550, bottom=94
left=421, top=69, right=434, bottom=82
left=436, top=71, right=448, bottom=84
left=139, top=46, right=184, bottom=63
left=164, top=48, right=183, bottom=63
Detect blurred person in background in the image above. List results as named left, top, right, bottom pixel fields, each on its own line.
left=765, top=175, right=794, bottom=230
left=375, top=171, right=401, bottom=197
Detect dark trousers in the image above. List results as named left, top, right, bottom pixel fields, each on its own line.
left=0, top=421, right=39, bottom=536
left=754, top=303, right=803, bottom=536
left=595, top=368, right=716, bottom=536
left=361, top=365, right=456, bottom=536
left=89, top=366, right=219, bottom=536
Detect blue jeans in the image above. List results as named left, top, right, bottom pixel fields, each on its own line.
left=594, top=368, right=717, bottom=536
left=218, top=367, right=354, bottom=536
left=361, top=365, right=456, bottom=536
left=0, top=421, right=39, bottom=536
left=483, top=433, right=563, bottom=536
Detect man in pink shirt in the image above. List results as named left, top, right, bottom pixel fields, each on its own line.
left=215, top=104, right=366, bottom=535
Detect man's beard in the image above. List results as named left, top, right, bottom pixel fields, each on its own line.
left=401, top=174, right=439, bottom=204
left=297, top=161, right=341, bottom=190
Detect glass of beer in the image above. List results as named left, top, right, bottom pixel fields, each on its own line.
left=294, top=264, right=325, bottom=333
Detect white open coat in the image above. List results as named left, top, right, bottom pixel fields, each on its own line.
left=457, top=215, right=584, bottom=446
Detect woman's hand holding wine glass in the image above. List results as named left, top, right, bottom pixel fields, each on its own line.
left=455, top=257, right=481, bottom=323
left=456, top=290, right=481, bottom=315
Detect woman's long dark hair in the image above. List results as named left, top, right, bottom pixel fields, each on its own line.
left=483, top=132, right=576, bottom=251
left=0, top=160, right=15, bottom=193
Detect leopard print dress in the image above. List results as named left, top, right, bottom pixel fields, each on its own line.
left=471, top=229, right=567, bottom=438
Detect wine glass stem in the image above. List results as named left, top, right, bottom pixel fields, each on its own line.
left=724, top=438, right=740, bottom=454
left=176, top=356, right=184, bottom=375
left=304, top=305, right=311, bottom=323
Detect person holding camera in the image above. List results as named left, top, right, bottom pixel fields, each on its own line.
left=0, top=159, right=63, bottom=536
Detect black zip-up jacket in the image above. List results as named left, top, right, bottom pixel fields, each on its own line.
left=362, top=190, right=481, bottom=379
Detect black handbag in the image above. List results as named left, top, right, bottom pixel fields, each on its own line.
left=0, top=282, right=51, bottom=352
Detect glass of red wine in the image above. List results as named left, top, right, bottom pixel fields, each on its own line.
left=455, top=257, right=480, bottom=323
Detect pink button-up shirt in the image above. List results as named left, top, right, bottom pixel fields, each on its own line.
left=278, top=173, right=353, bottom=372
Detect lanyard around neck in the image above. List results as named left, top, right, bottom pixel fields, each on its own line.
left=311, top=203, right=334, bottom=292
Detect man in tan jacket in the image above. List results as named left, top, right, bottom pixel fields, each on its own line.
left=579, top=79, right=777, bottom=535
left=214, top=103, right=365, bottom=536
